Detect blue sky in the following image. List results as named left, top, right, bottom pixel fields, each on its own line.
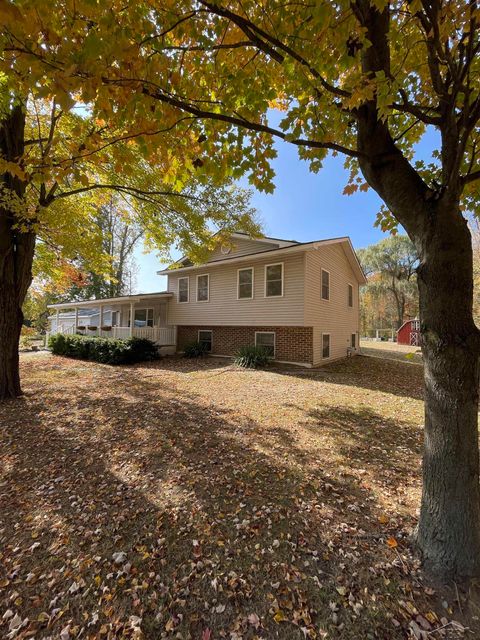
left=134, top=127, right=438, bottom=293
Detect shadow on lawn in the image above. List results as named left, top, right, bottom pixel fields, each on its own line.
left=140, top=354, right=232, bottom=374
left=0, top=369, right=436, bottom=639
left=291, top=404, right=423, bottom=480
left=272, top=354, right=425, bottom=401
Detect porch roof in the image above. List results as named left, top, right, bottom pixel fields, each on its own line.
left=47, top=291, right=172, bottom=311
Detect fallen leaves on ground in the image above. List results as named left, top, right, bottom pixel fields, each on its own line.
left=0, top=354, right=477, bottom=639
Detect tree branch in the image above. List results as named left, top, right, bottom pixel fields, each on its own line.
left=115, top=79, right=363, bottom=158
left=461, top=169, right=480, bottom=186
left=353, top=0, right=430, bottom=239
left=52, top=183, right=203, bottom=201
left=34, top=118, right=194, bottom=169
left=391, top=96, right=441, bottom=126
left=139, top=11, right=197, bottom=46
left=154, top=41, right=254, bottom=53
left=197, top=0, right=351, bottom=99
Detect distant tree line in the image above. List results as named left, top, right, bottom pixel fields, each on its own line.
left=23, top=196, right=143, bottom=333
left=359, top=229, right=480, bottom=338
left=358, top=236, right=419, bottom=338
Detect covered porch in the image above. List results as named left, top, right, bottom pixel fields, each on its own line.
left=47, top=292, right=176, bottom=349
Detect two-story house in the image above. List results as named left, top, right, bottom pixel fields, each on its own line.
left=48, top=232, right=366, bottom=367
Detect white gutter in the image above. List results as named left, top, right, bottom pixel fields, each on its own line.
left=47, top=292, right=173, bottom=310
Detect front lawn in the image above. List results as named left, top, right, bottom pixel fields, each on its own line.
left=0, top=354, right=475, bottom=638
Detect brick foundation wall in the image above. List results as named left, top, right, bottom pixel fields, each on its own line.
left=177, top=325, right=313, bottom=364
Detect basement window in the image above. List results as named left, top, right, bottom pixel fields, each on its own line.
left=198, top=330, right=212, bottom=352
left=322, top=333, right=330, bottom=358
left=255, top=331, right=275, bottom=357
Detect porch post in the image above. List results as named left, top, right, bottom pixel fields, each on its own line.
left=74, top=307, right=79, bottom=332
left=56, top=309, right=59, bottom=333
left=99, top=305, right=104, bottom=335
left=129, top=302, right=134, bottom=337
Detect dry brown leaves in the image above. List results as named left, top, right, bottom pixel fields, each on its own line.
left=0, top=353, right=477, bottom=639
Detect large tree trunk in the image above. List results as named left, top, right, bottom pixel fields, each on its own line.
left=355, top=15, right=480, bottom=577
left=0, top=104, right=35, bottom=401
left=360, top=161, right=480, bottom=578
left=415, top=202, right=480, bottom=579
left=0, top=269, right=24, bottom=399
left=353, top=0, right=480, bottom=581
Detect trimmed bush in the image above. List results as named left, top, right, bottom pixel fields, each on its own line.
left=183, top=341, right=208, bottom=358
left=48, top=334, right=158, bottom=364
left=49, top=332, right=68, bottom=355
left=234, top=345, right=270, bottom=369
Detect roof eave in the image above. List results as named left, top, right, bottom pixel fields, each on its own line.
left=342, top=237, right=368, bottom=285
left=157, top=238, right=348, bottom=275
left=47, top=291, right=173, bottom=310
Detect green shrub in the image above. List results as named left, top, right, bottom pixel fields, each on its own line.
left=48, top=334, right=158, bottom=364
left=49, top=332, right=68, bottom=355
left=114, top=337, right=158, bottom=364
left=70, top=334, right=92, bottom=359
left=234, top=345, right=270, bottom=369
left=183, top=341, right=208, bottom=358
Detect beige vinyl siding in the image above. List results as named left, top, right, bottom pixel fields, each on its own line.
left=304, top=245, right=360, bottom=365
left=207, top=237, right=278, bottom=261
left=167, top=253, right=305, bottom=326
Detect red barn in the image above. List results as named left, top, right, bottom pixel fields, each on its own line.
left=397, top=319, right=421, bottom=346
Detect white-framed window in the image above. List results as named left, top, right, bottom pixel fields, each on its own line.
left=196, top=274, right=209, bottom=302
left=255, top=331, right=275, bottom=357
left=111, top=310, right=119, bottom=327
left=265, top=263, right=283, bottom=297
left=348, top=283, right=353, bottom=307
left=178, top=276, right=189, bottom=303
left=198, top=329, right=212, bottom=352
left=351, top=333, right=356, bottom=349
left=129, top=308, right=154, bottom=328
left=321, top=269, right=330, bottom=301
left=322, top=333, right=330, bottom=358
left=237, top=267, right=254, bottom=299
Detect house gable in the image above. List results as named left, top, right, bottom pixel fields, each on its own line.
left=176, top=232, right=299, bottom=267
left=207, top=235, right=280, bottom=262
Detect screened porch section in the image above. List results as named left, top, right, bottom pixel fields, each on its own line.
left=47, top=292, right=176, bottom=347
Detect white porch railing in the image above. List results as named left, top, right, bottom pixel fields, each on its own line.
left=59, top=324, right=75, bottom=335
left=112, top=326, right=176, bottom=345
left=52, top=325, right=176, bottom=346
